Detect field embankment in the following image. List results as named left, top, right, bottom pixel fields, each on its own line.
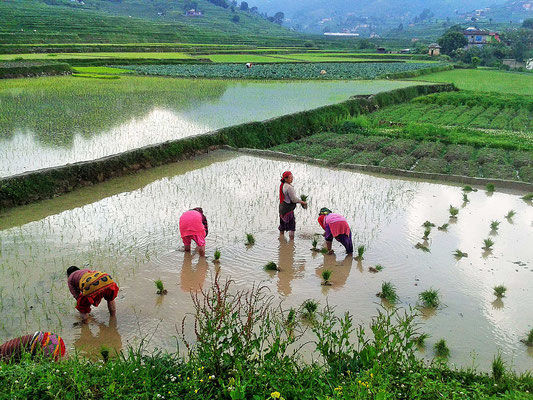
left=0, top=84, right=453, bottom=209
left=0, top=61, right=71, bottom=79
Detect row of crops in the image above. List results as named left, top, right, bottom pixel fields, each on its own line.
left=271, top=131, right=533, bottom=182
left=116, top=62, right=446, bottom=80
left=370, top=103, right=533, bottom=131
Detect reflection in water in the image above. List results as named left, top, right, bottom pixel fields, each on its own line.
left=0, top=77, right=416, bottom=177
left=419, top=306, right=437, bottom=320
left=180, top=253, right=209, bottom=293
left=74, top=317, right=122, bottom=358
left=492, top=298, right=504, bottom=310
left=0, top=151, right=532, bottom=371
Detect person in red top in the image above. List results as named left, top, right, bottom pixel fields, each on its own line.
left=67, top=266, right=119, bottom=322
left=179, top=207, right=209, bottom=257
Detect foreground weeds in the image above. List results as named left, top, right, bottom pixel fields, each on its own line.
left=1, top=273, right=532, bottom=399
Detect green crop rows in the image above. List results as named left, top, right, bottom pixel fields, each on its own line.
left=270, top=122, right=533, bottom=182
left=118, top=62, right=447, bottom=80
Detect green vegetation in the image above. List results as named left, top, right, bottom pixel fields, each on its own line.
left=300, top=299, right=318, bottom=320
left=454, top=249, right=468, bottom=259
left=490, top=221, right=500, bottom=231
left=414, top=69, right=533, bottom=95
left=422, top=221, right=436, bottom=228
left=154, top=279, right=167, bottom=295
left=120, top=62, right=447, bottom=80
left=523, top=329, right=533, bottom=346
left=462, top=193, right=469, bottom=203
left=422, top=228, right=431, bottom=240
left=449, top=206, right=459, bottom=218
left=0, top=61, right=71, bottom=79
left=246, top=233, right=255, bottom=246
left=522, top=193, right=533, bottom=201
left=414, top=333, right=430, bottom=348
left=321, top=270, right=332, bottom=285
left=506, top=210, right=516, bottom=219
left=438, top=223, right=449, bottom=231
left=492, top=353, right=506, bottom=383
left=354, top=245, right=365, bottom=261
left=311, top=236, right=319, bottom=251
left=418, top=289, right=440, bottom=308
left=483, top=238, right=495, bottom=251
left=463, top=185, right=477, bottom=192
left=264, top=261, right=278, bottom=271
left=377, top=281, right=399, bottom=304
left=434, top=339, right=450, bottom=358
left=486, top=183, right=495, bottom=193
left=493, top=285, right=507, bottom=298
left=214, top=249, right=221, bottom=261
left=415, top=243, right=431, bottom=252
left=72, top=66, right=133, bottom=75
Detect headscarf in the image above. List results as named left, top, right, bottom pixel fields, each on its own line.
left=279, top=171, right=292, bottom=204
left=192, top=207, right=204, bottom=215
left=318, top=208, right=332, bottom=229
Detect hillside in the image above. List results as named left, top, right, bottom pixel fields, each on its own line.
left=0, top=0, right=305, bottom=45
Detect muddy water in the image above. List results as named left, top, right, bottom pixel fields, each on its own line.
left=0, top=78, right=416, bottom=177
left=0, top=150, right=532, bottom=371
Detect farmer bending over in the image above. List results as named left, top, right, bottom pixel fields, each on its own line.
left=0, top=331, right=66, bottom=362
left=67, top=266, right=119, bottom=322
left=318, top=208, right=353, bottom=255
left=179, top=207, right=208, bottom=257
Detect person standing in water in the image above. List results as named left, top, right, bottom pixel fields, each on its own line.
left=278, top=171, right=307, bottom=240
left=67, top=266, right=119, bottom=322
left=317, top=208, right=353, bottom=255
left=179, top=207, right=208, bottom=257
left=0, top=331, right=66, bottom=362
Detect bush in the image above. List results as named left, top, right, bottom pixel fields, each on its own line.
left=380, top=154, right=416, bottom=170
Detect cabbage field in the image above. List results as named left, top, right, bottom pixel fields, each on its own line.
left=117, top=62, right=448, bottom=80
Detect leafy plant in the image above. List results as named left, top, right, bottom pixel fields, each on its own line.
left=320, top=247, right=329, bottom=255
left=437, top=223, right=449, bottom=231
left=300, top=299, right=319, bottom=321
left=422, top=221, right=435, bottom=228
left=434, top=339, right=450, bottom=358
left=492, top=352, right=506, bottom=383
left=454, top=249, right=468, bottom=258
left=522, top=329, right=533, bottom=346
left=490, top=220, right=500, bottom=231
left=449, top=205, right=459, bottom=218
left=463, top=185, right=477, bottom=192
left=377, top=281, right=399, bottom=304
left=414, top=333, right=430, bottom=348
left=155, top=279, right=167, bottom=295
left=246, top=233, right=255, bottom=246
left=354, top=245, right=365, bottom=260
left=462, top=193, right=469, bottom=203
left=505, top=210, right=516, bottom=219
left=264, top=261, right=279, bottom=271
left=321, top=270, right=332, bottom=286
left=422, top=228, right=431, bottom=240
left=483, top=238, right=494, bottom=250
left=493, top=285, right=507, bottom=298
left=415, top=242, right=430, bottom=252
left=486, top=183, right=495, bottom=192
left=418, top=289, right=440, bottom=308
left=522, top=193, right=533, bottom=201
left=214, top=248, right=221, bottom=261
left=311, top=236, right=319, bottom=251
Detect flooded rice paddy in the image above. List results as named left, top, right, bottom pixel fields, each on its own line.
left=0, top=76, right=416, bottom=177
left=0, top=150, right=532, bottom=372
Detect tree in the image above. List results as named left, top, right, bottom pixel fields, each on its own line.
left=273, top=11, right=284, bottom=25
left=232, top=14, right=240, bottom=23
left=523, top=19, right=533, bottom=30
left=438, top=31, right=468, bottom=55
left=471, top=56, right=480, bottom=68
left=397, top=23, right=404, bottom=31
left=250, top=6, right=258, bottom=13
left=240, top=1, right=248, bottom=11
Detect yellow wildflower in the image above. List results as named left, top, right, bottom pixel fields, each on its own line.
left=271, top=392, right=281, bottom=399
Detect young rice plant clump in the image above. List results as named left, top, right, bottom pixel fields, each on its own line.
left=414, top=333, right=430, bottom=348
left=377, top=281, right=399, bottom=304
left=454, top=249, right=468, bottom=258
left=449, top=205, right=459, bottom=218
left=505, top=210, right=516, bottom=219
left=300, top=299, right=318, bottom=320
left=492, top=352, right=506, bottom=382
left=438, top=223, right=449, bottom=231
left=434, top=339, right=450, bottom=358
left=483, top=238, right=494, bottom=250
left=155, top=279, right=167, bottom=295
left=490, top=220, right=500, bottom=231
left=264, top=261, right=279, bottom=272
left=246, top=233, right=255, bottom=246
left=422, top=221, right=435, bottom=228
left=355, top=245, right=365, bottom=260
left=419, top=289, right=440, bottom=308
left=493, top=285, right=507, bottom=298
left=321, top=269, right=332, bottom=285
left=214, top=249, right=221, bottom=261
left=486, top=183, right=495, bottom=193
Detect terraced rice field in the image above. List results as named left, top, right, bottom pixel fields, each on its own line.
left=0, top=151, right=531, bottom=372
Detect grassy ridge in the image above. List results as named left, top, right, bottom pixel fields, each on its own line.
left=0, top=61, right=71, bottom=79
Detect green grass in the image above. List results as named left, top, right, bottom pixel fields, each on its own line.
left=246, top=233, right=255, bottom=246
left=434, top=339, right=450, bottom=358
left=377, top=281, right=399, bottom=304
left=321, top=270, right=332, bottom=285
left=264, top=261, right=278, bottom=271
left=418, top=289, right=440, bottom=308
left=413, top=69, right=533, bottom=95
left=73, top=66, right=133, bottom=74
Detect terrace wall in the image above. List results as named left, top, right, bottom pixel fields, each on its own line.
left=0, top=62, right=72, bottom=79
left=0, top=84, right=454, bottom=210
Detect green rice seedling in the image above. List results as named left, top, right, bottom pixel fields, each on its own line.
left=463, top=185, right=477, bottom=192
left=311, top=236, right=319, bottom=251
left=449, top=205, right=459, bottom=218
left=522, top=329, right=533, bottom=346
left=300, top=194, right=309, bottom=209
left=285, top=308, right=296, bottom=327
left=415, top=243, right=430, bottom=252
left=454, top=249, right=468, bottom=258
left=493, top=285, right=507, bottom=298
left=414, top=333, right=430, bottom=348
left=438, top=223, right=449, bottom=231
left=422, top=221, right=435, bottom=228
left=354, top=245, right=365, bottom=260
left=490, top=220, right=500, bottom=231
left=422, top=228, right=431, bottom=240
left=377, top=281, right=399, bottom=304
left=155, top=279, right=167, bottom=295
left=434, top=339, right=450, bottom=358
left=214, top=249, right=221, bottom=262
left=418, top=289, right=440, bottom=308
left=300, top=299, right=319, bottom=321
left=264, top=262, right=279, bottom=272
left=321, top=270, right=332, bottom=285
left=320, top=247, right=329, bottom=255
left=492, top=352, right=506, bottom=382
left=483, top=238, right=494, bottom=250
left=367, top=264, right=384, bottom=274
left=486, top=183, right=495, bottom=193
left=462, top=193, right=469, bottom=203
left=246, top=233, right=255, bottom=246
left=505, top=210, right=516, bottom=219
left=522, top=193, right=533, bottom=201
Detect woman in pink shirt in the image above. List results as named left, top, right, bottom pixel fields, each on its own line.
left=179, top=207, right=208, bottom=257
left=318, top=208, right=353, bottom=255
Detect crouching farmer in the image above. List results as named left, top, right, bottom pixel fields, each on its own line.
left=67, top=266, right=119, bottom=322
left=179, top=207, right=208, bottom=257
left=318, top=208, right=354, bottom=255
left=0, top=331, right=66, bottom=362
